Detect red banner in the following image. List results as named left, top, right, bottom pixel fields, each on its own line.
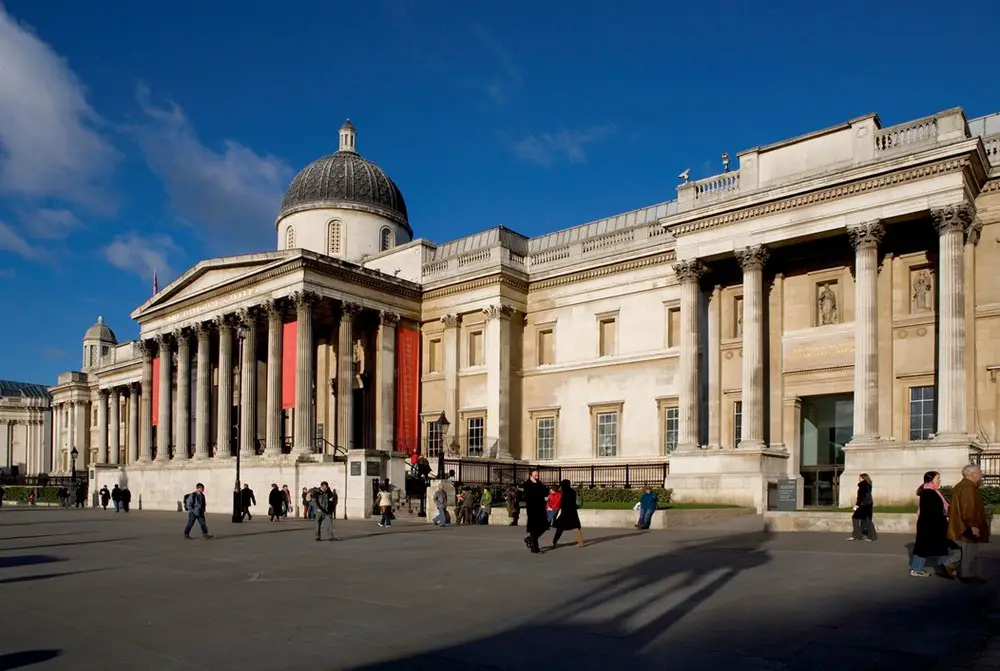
left=281, top=321, right=297, bottom=409
left=151, top=357, right=160, bottom=426
left=395, top=327, right=420, bottom=455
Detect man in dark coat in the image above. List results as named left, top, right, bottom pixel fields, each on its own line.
left=522, top=469, right=549, bottom=554
left=945, top=465, right=990, bottom=583
left=111, top=484, right=122, bottom=512
left=240, top=484, right=256, bottom=521
left=312, top=481, right=337, bottom=541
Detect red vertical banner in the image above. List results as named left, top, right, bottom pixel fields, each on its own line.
left=151, top=357, right=161, bottom=426
left=281, top=321, right=297, bottom=409
left=395, top=327, right=420, bottom=455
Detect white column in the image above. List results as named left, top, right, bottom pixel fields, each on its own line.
left=194, top=323, right=211, bottom=459
left=848, top=221, right=884, bottom=443
left=293, top=292, right=316, bottom=456
left=736, top=245, right=768, bottom=449
left=932, top=204, right=975, bottom=440
left=337, top=302, right=359, bottom=452
left=375, top=311, right=398, bottom=452
left=128, top=385, right=139, bottom=464
left=264, top=300, right=283, bottom=457
left=139, top=343, right=153, bottom=462
left=707, top=285, right=722, bottom=449
left=97, top=389, right=109, bottom=464
left=155, top=334, right=173, bottom=461
left=484, top=303, right=514, bottom=459
left=441, top=314, right=461, bottom=451
left=216, top=316, right=234, bottom=458
left=672, top=260, right=706, bottom=451
left=109, top=388, right=120, bottom=465
left=174, top=330, right=191, bottom=459
left=238, top=308, right=258, bottom=457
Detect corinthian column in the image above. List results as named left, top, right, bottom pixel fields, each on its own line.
left=484, top=303, right=514, bottom=459
left=264, top=300, right=284, bottom=457
left=109, top=388, right=120, bottom=465
left=441, top=314, right=462, bottom=451
left=194, top=323, right=211, bottom=459
left=293, top=292, right=316, bottom=456
left=128, top=384, right=139, bottom=464
left=238, top=308, right=258, bottom=457
left=376, top=311, right=399, bottom=452
left=932, top=204, right=975, bottom=440
left=848, top=221, right=884, bottom=443
left=97, top=389, right=109, bottom=464
left=139, top=342, right=153, bottom=462
left=672, top=260, right=707, bottom=451
left=216, top=316, right=234, bottom=458
left=155, top=334, right=173, bottom=461
left=337, top=302, right=360, bottom=452
left=736, top=245, right=768, bottom=450
left=174, top=330, right=191, bottom=459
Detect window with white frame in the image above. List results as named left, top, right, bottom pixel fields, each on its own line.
left=664, top=406, right=679, bottom=453
left=909, top=386, right=935, bottom=440
left=593, top=408, right=620, bottom=458
left=328, top=220, right=342, bottom=255
left=536, top=416, right=556, bottom=460
left=426, top=420, right=444, bottom=457
left=733, top=400, right=743, bottom=447
left=466, top=416, right=484, bottom=457
left=379, top=227, right=394, bottom=252
left=285, top=226, right=295, bottom=250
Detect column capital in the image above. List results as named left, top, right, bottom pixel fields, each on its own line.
left=193, top=321, right=211, bottom=338
left=967, top=217, right=984, bottom=246
left=736, top=245, right=769, bottom=272
left=483, top=303, right=515, bottom=321
left=440, top=313, right=462, bottom=328
left=672, top=259, right=708, bottom=284
left=155, top=332, right=172, bottom=348
left=236, top=306, right=258, bottom=326
left=848, top=221, right=885, bottom=250
left=137, top=339, right=155, bottom=360
left=98, top=388, right=110, bottom=399
left=931, top=203, right=974, bottom=236
left=214, top=314, right=234, bottom=332
left=264, top=298, right=283, bottom=319
left=173, top=327, right=190, bottom=344
left=292, top=290, right=318, bottom=310
left=380, top=310, right=400, bottom=327
left=340, top=301, right=362, bottom=318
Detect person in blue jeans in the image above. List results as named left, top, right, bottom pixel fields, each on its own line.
left=183, top=483, right=214, bottom=540
left=636, top=486, right=658, bottom=530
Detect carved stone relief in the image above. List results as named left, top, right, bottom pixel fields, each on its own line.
left=817, top=282, right=838, bottom=326
left=910, top=269, right=933, bottom=313
left=734, top=296, right=744, bottom=338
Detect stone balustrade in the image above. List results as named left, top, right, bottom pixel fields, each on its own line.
left=874, top=114, right=938, bottom=153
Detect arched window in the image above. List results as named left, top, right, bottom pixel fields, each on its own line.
left=328, top=220, right=342, bottom=255
left=380, top=227, right=394, bottom=252
left=285, top=226, right=295, bottom=250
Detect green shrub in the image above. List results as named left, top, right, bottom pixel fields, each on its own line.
left=2, top=486, right=61, bottom=504
left=940, top=485, right=1000, bottom=507
left=577, top=487, right=672, bottom=508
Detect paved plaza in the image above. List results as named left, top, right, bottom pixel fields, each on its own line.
left=0, top=507, right=998, bottom=670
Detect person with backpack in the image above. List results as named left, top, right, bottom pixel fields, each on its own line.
left=183, top=483, right=213, bottom=540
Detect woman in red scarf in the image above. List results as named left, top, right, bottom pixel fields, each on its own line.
left=910, top=471, right=955, bottom=578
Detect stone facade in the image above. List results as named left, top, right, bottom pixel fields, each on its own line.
left=44, top=108, right=1000, bottom=514
left=0, top=380, right=52, bottom=476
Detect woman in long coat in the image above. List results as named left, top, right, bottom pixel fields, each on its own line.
left=551, top=479, right=585, bottom=548
left=910, top=470, right=954, bottom=578
left=849, top=473, right=877, bottom=541
left=522, top=469, right=549, bottom=554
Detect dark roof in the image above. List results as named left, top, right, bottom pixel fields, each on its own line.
left=0, top=379, right=52, bottom=400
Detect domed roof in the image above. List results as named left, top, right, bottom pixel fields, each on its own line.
left=84, top=316, right=117, bottom=343
left=278, top=120, right=410, bottom=233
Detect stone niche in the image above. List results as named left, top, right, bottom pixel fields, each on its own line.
left=908, top=266, right=934, bottom=314
left=814, top=281, right=840, bottom=327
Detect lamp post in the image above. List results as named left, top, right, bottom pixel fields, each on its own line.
left=434, top=411, right=450, bottom=479
left=70, top=446, right=79, bottom=485
left=232, top=322, right=247, bottom=524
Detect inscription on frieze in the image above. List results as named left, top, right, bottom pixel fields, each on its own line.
left=162, top=286, right=262, bottom=326
left=782, top=336, right=854, bottom=372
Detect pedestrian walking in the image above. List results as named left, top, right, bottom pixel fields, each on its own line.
left=312, top=481, right=337, bottom=541
left=636, top=486, right=658, bottom=530
left=545, top=485, right=561, bottom=527
left=281, top=485, right=292, bottom=517
left=944, top=465, right=990, bottom=583
left=240, top=484, right=256, bottom=521
left=848, top=473, right=877, bottom=541
left=551, top=480, right=585, bottom=548
left=183, top=483, right=214, bottom=540
left=74, top=482, right=86, bottom=508
left=522, top=469, right=549, bottom=554
left=111, top=484, right=122, bottom=512
left=432, top=483, right=449, bottom=526
left=99, top=486, right=111, bottom=510
left=120, top=487, right=131, bottom=512
left=478, top=486, right=492, bottom=524
left=302, top=487, right=314, bottom=520
left=376, top=484, right=393, bottom=527
left=268, top=484, right=284, bottom=522
left=505, top=485, right=519, bottom=526
left=910, top=471, right=956, bottom=578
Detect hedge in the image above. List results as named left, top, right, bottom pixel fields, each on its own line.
left=1, top=486, right=61, bottom=504
left=940, top=486, right=1000, bottom=507
left=577, top=487, right=673, bottom=508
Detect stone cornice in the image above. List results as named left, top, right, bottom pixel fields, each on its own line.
left=981, top=179, right=1000, bottom=194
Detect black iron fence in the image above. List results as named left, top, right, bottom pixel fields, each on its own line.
left=439, top=458, right=669, bottom=489
left=0, top=474, right=77, bottom=488
left=973, top=450, right=1000, bottom=486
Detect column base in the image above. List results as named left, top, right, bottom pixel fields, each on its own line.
left=137, top=456, right=151, bottom=464
left=848, top=434, right=879, bottom=446
left=737, top=439, right=766, bottom=450
left=933, top=432, right=972, bottom=443
left=674, top=442, right=701, bottom=453
left=193, top=451, right=210, bottom=460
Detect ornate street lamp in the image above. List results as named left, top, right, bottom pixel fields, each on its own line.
left=434, top=412, right=450, bottom=479
left=232, top=322, right=247, bottom=523
left=70, top=446, right=79, bottom=485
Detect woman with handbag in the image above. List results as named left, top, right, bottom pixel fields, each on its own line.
left=848, top=473, right=877, bottom=541
left=910, top=471, right=956, bottom=578
left=551, top=479, right=585, bottom=548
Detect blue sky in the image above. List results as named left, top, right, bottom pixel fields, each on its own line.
left=0, top=0, right=996, bottom=385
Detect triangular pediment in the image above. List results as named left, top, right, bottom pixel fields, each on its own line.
left=131, top=251, right=294, bottom=321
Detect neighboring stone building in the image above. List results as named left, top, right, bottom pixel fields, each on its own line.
left=49, top=110, right=1000, bottom=513
left=0, top=379, right=53, bottom=477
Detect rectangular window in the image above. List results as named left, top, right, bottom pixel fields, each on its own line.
left=428, top=338, right=443, bottom=373
left=664, top=406, right=679, bottom=453
left=909, top=386, right=935, bottom=440
left=427, top=421, right=444, bottom=457
left=536, top=416, right=556, bottom=460
left=599, top=318, right=617, bottom=357
left=537, top=328, right=554, bottom=366
left=667, top=307, right=681, bottom=348
left=596, top=411, right=619, bottom=457
left=734, top=400, right=743, bottom=447
left=466, top=416, right=484, bottom=457
left=468, top=330, right=484, bottom=367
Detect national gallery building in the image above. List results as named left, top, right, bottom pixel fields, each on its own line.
left=20, top=108, right=1000, bottom=513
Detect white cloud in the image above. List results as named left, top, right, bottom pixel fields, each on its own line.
left=133, top=86, right=293, bottom=252
left=0, top=5, right=119, bottom=211
left=511, top=125, right=617, bottom=168
left=0, top=221, right=40, bottom=259
left=20, top=208, right=83, bottom=239
left=472, top=24, right=522, bottom=106
left=104, top=231, right=181, bottom=282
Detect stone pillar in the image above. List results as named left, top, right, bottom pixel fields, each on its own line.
left=139, top=342, right=153, bottom=462
left=293, top=292, right=316, bottom=456
left=484, top=303, right=514, bottom=459
left=194, top=323, right=211, bottom=459
left=174, top=330, right=191, bottom=459
left=264, top=300, right=283, bottom=457
left=707, top=285, right=722, bottom=449
left=672, top=260, right=706, bottom=451
left=376, top=311, right=398, bottom=452
left=155, top=334, right=173, bottom=461
left=97, top=389, right=109, bottom=464
left=337, top=302, right=359, bottom=452
left=932, top=204, right=975, bottom=440
left=238, top=308, right=258, bottom=457
left=441, top=314, right=462, bottom=449
left=128, top=384, right=139, bottom=464
left=216, top=316, right=234, bottom=458
left=109, top=388, right=120, bottom=465
left=848, top=221, right=884, bottom=443
left=736, top=245, right=768, bottom=449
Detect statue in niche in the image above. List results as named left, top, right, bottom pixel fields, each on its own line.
left=353, top=338, right=366, bottom=388
left=817, top=283, right=838, bottom=325
left=912, top=271, right=933, bottom=312
left=735, top=303, right=743, bottom=338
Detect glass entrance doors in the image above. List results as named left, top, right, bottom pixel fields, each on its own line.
left=800, top=394, right=853, bottom=507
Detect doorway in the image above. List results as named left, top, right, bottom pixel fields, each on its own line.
left=800, top=394, right=853, bottom=507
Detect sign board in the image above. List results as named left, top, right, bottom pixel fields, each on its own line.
left=366, top=461, right=381, bottom=477
left=776, top=478, right=798, bottom=512
left=350, top=461, right=362, bottom=477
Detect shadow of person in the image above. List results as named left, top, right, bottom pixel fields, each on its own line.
left=0, top=649, right=61, bottom=669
